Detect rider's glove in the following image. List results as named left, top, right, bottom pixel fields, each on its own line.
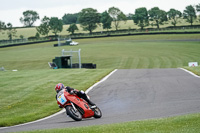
left=74, top=90, right=78, bottom=94
left=69, top=90, right=74, bottom=94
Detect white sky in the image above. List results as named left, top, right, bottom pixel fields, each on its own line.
left=0, top=0, right=199, bottom=27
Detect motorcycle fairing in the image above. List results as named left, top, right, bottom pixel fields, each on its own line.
left=66, top=94, right=94, bottom=118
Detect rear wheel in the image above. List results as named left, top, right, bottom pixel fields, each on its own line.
left=66, top=105, right=82, bottom=121
left=93, top=107, right=102, bottom=118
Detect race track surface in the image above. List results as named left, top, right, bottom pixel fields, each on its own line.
left=1, top=68, right=200, bottom=133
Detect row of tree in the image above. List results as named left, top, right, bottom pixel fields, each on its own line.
left=0, top=4, right=200, bottom=40
left=37, top=4, right=200, bottom=36
left=31, top=4, right=200, bottom=36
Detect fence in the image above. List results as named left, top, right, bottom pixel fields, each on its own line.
left=0, top=37, right=57, bottom=47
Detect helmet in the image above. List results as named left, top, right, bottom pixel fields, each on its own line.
left=55, top=83, right=64, bottom=93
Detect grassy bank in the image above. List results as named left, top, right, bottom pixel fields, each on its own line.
left=0, top=69, right=112, bottom=126
left=1, top=34, right=200, bottom=70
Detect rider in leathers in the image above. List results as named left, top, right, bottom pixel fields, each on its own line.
left=55, top=83, right=96, bottom=108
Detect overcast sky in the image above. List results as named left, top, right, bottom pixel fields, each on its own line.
left=0, top=0, right=199, bottom=27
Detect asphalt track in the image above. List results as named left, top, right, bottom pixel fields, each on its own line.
left=1, top=68, right=200, bottom=133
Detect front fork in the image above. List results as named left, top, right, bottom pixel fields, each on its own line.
left=70, top=102, right=78, bottom=112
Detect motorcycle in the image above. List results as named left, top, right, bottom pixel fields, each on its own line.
left=57, top=89, right=102, bottom=121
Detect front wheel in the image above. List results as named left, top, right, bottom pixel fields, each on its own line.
left=93, top=107, right=102, bottom=118
left=66, top=105, right=82, bottom=121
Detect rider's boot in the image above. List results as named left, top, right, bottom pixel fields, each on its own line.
left=78, top=91, right=97, bottom=108
left=87, top=100, right=96, bottom=108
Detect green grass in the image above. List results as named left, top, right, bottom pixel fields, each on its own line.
left=184, top=66, right=200, bottom=76
left=0, top=34, right=200, bottom=128
left=1, top=34, right=200, bottom=70
left=0, top=69, right=111, bottom=126
left=19, top=113, right=200, bottom=133
left=81, top=41, right=200, bottom=69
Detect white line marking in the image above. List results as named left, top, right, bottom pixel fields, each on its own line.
left=0, top=69, right=118, bottom=130
left=86, top=69, right=118, bottom=94
left=178, top=68, right=200, bottom=78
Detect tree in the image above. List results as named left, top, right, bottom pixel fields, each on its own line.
left=132, top=7, right=149, bottom=30
left=108, top=7, right=127, bottom=31
left=6, top=23, right=17, bottom=40
left=1, top=21, right=17, bottom=39
left=62, top=13, right=79, bottom=24
left=0, top=21, right=6, bottom=33
left=49, top=17, right=63, bottom=36
left=148, top=7, right=168, bottom=29
left=78, top=8, right=101, bottom=34
left=67, top=23, right=79, bottom=34
left=101, top=11, right=113, bottom=31
left=35, top=32, right=40, bottom=39
left=183, top=5, right=196, bottom=26
left=197, top=3, right=200, bottom=11
left=20, top=35, right=24, bottom=39
left=196, top=4, right=200, bottom=21
left=36, top=16, right=50, bottom=36
left=167, top=9, right=182, bottom=27
left=20, top=10, right=40, bottom=27
left=127, top=13, right=133, bottom=20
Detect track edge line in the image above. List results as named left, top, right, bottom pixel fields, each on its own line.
left=178, top=68, right=200, bottom=78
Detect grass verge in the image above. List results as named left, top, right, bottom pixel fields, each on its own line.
left=18, top=113, right=200, bottom=133
left=184, top=66, right=200, bottom=76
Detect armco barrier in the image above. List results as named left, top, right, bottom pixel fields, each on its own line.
left=1, top=31, right=200, bottom=48
left=0, top=39, right=57, bottom=48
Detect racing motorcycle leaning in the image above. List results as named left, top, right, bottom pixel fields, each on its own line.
left=57, top=89, right=102, bottom=121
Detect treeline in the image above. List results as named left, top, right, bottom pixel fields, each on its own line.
left=0, top=4, right=200, bottom=40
